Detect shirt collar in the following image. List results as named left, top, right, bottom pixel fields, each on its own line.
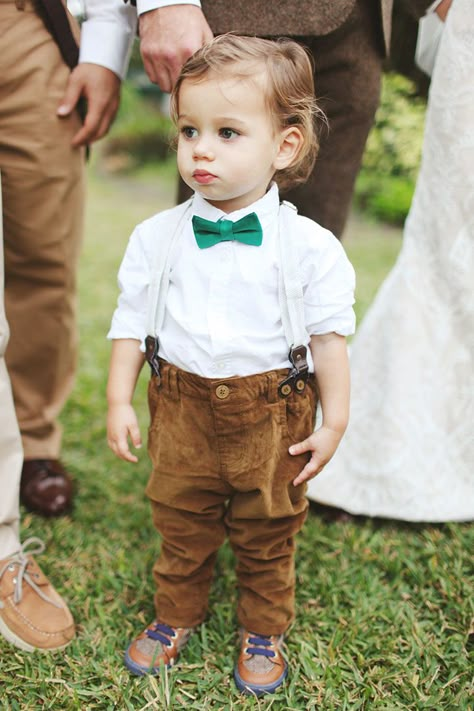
left=191, top=183, right=280, bottom=224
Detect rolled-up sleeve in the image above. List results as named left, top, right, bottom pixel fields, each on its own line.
left=107, top=226, right=149, bottom=347
left=302, top=225, right=356, bottom=337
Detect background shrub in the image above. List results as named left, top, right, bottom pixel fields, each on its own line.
left=355, top=72, right=426, bottom=225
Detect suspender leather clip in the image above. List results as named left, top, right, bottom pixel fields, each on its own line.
left=278, top=344, right=309, bottom=398
left=145, top=335, right=160, bottom=377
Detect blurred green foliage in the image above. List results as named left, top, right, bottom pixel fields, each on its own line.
left=100, top=81, right=175, bottom=172
left=355, top=72, right=427, bottom=225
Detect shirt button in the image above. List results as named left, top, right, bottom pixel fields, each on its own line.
left=215, top=384, right=230, bottom=399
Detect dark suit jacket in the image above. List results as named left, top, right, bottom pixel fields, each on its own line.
left=201, top=0, right=394, bottom=54
left=388, top=0, right=435, bottom=94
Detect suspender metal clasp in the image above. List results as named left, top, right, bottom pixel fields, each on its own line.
left=278, top=344, right=309, bottom=398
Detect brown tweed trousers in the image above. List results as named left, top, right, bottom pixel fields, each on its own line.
left=179, top=0, right=431, bottom=238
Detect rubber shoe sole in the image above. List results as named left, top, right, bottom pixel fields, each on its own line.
left=0, top=616, right=72, bottom=653
left=233, top=663, right=288, bottom=696
left=124, top=644, right=173, bottom=676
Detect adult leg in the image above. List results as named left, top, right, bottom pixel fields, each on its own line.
left=0, top=2, right=84, bottom=460
left=0, top=169, right=74, bottom=651
left=0, top=173, right=21, bottom=560
left=0, top=1, right=84, bottom=514
left=284, top=1, right=384, bottom=237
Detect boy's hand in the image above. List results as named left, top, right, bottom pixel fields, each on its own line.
left=289, top=426, right=343, bottom=486
left=435, top=0, right=452, bottom=21
left=107, top=404, right=142, bottom=463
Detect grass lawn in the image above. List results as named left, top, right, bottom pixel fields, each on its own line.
left=1, top=161, right=472, bottom=710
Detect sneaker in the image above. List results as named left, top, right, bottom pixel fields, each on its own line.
left=124, top=620, right=193, bottom=676
left=234, top=630, right=288, bottom=696
left=0, top=537, right=75, bottom=651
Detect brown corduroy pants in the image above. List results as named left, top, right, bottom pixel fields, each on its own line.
left=145, top=360, right=318, bottom=636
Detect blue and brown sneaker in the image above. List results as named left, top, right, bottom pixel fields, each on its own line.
left=124, top=621, right=193, bottom=676
left=234, top=630, right=288, bottom=696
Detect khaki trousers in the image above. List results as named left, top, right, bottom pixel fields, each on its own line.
left=145, top=360, right=318, bottom=635
left=0, top=0, right=85, bottom=459
left=0, top=173, right=22, bottom=560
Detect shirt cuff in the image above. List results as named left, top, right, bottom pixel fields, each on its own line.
left=136, top=0, right=201, bottom=16
left=79, top=18, right=136, bottom=79
left=310, top=317, right=356, bottom=338
left=107, top=321, right=146, bottom=349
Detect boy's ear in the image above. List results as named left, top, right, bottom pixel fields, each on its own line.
left=274, top=127, right=304, bottom=171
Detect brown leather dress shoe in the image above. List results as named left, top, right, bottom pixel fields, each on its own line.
left=20, top=459, right=74, bottom=516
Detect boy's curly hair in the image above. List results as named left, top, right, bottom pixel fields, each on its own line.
left=170, top=34, right=326, bottom=192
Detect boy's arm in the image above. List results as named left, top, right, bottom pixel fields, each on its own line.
left=107, top=338, right=146, bottom=463
left=289, top=332, right=350, bottom=486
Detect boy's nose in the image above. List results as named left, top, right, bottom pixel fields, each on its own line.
left=193, top=138, right=214, bottom=160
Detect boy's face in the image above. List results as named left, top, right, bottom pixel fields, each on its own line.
left=176, top=72, right=290, bottom=213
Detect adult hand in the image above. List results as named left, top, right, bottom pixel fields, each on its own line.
left=435, top=0, right=452, bottom=21
left=57, top=63, right=121, bottom=147
left=139, top=5, right=213, bottom=92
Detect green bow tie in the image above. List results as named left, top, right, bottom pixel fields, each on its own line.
left=192, top=212, right=263, bottom=249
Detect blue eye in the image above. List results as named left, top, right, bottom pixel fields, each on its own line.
left=181, top=126, right=198, bottom=139
left=219, top=128, right=238, bottom=140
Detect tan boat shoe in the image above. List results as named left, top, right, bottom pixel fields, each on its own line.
left=0, top=537, right=75, bottom=652
left=125, top=620, right=193, bottom=675
left=234, top=630, right=288, bottom=696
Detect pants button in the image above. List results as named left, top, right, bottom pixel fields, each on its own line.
left=215, top=384, right=230, bottom=399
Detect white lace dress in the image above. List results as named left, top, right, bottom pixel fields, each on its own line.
left=307, top=0, right=474, bottom=521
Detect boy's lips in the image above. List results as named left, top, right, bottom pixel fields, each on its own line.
left=193, top=170, right=217, bottom=185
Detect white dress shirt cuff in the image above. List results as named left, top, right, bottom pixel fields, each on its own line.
left=79, top=11, right=137, bottom=79
left=136, top=0, right=201, bottom=16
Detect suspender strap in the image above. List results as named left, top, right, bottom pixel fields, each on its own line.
left=35, top=0, right=79, bottom=70
left=145, top=199, right=194, bottom=375
left=33, top=0, right=88, bottom=131
left=277, top=201, right=310, bottom=397
left=277, top=201, right=308, bottom=349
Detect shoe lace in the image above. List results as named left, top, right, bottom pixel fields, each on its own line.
left=0, top=537, right=62, bottom=608
left=146, top=622, right=177, bottom=648
left=245, top=633, right=277, bottom=659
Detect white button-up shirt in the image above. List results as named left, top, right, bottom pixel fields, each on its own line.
left=108, top=184, right=356, bottom=377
